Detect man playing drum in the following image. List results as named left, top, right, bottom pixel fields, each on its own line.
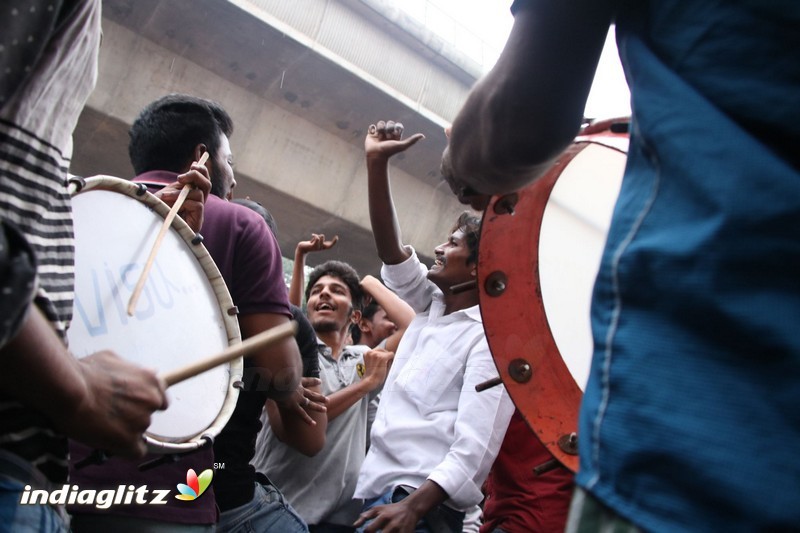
left=0, top=1, right=217, bottom=531
left=70, top=94, right=319, bottom=532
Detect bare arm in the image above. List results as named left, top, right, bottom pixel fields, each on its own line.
left=289, top=234, right=339, bottom=306
left=238, top=312, right=302, bottom=401
left=0, top=306, right=167, bottom=458
left=442, top=0, right=616, bottom=197
left=326, top=348, right=393, bottom=421
left=361, top=275, right=414, bottom=353
left=265, top=377, right=327, bottom=456
left=361, top=275, right=415, bottom=331
left=365, top=120, right=425, bottom=265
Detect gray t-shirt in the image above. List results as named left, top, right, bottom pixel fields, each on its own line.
left=252, top=342, right=379, bottom=526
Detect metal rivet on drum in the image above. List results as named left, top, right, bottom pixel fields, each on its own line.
left=493, top=193, right=518, bottom=215
left=134, top=183, right=147, bottom=196
left=192, top=233, right=204, bottom=245
left=485, top=271, right=508, bottom=297
left=227, top=306, right=239, bottom=316
left=557, top=432, right=579, bottom=455
left=68, top=175, right=86, bottom=193
left=508, top=358, right=532, bottom=383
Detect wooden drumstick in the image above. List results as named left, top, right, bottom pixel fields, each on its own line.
left=127, top=152, right=209, bottom=316
left=159, top=321, right=298, bottom=387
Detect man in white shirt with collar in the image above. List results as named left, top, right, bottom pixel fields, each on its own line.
left=354, top=120, right=514, bottom=533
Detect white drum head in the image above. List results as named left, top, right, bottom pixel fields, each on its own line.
left=478, top=124, right=629, bottom=471
left=68, top=177, right=241, bottom=451
left=539, top=143, right=627, bottom=389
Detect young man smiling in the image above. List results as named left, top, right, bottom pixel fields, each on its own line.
left=353, top=121, right=514, bottom=533
left=255, top=260, right=395, bottom=532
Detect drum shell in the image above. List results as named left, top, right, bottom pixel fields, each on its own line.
left=479, top=125, right=628, bottom=471
left=67, top=176, right=242, bottom=453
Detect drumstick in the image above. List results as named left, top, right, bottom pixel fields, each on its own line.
left=127, top=152, right=209, bottom=316
left=159, top=320, right=298, bottom=387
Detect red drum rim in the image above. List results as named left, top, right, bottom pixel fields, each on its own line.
left=478, top=119, right=629, bottom=471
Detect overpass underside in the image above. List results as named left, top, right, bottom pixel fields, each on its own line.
left=71, top=0, right=483, bottom=277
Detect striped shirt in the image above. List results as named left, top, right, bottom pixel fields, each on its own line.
left=0, top=0, right=101, bottom=484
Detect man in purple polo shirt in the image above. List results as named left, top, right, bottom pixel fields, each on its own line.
left=69, top=95, right=323, bottom=532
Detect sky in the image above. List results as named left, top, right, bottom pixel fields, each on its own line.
left=396, top=0, right=631, bottom=119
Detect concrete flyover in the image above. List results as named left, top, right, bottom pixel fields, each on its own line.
left=71, top=0, right=487, bottom=277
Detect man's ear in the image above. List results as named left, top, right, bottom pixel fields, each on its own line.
left=350, top=309, right=362, bottom=325
left=193, top=143, right=209, bottom=166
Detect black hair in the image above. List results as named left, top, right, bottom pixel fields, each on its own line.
left=361, top=299, right=380, bottom=321
left=129, top=94, right=233, bottom=198
left=232, top=198, right=278, bottom=236
left=453, top=211, right=481, bottom=265
left=305, top=260, right=363, bottom=311
left=349, top=322, right=362, bottom=345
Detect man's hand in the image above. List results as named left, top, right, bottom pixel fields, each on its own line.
left=276, top=377, right=328, bottom=426
left=296, top=234, right=338, bottom=256
left=354, top=500, right=421, bottom=533
left=154, top=161, right=211, bottom=232
left=365, top=120, right=424, bottom=162
left=354, top=480, right=448, bottom=533
left=59, top=351, right=168, bottom=458
left=362, top=348, right=394, bottom=391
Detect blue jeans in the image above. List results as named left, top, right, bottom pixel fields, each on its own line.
left=357, top=486, right=464, bottom=533
left=217, top=481, right=307, bottom=532
left=0, top=451, right=69, bottom=533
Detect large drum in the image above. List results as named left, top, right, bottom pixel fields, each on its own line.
left=67, top=176, right=242, bottom=453
left=479, top=119, right=629, bottom=471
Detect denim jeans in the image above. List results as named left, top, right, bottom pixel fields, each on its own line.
left=357, top=486, right=464, bottom=533
left=217, top=481, right=308, bottom=532
left=0, top=451, right=69, bottom=533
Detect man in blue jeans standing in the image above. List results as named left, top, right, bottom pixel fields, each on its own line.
left=354, top=121, right=514, bottom=533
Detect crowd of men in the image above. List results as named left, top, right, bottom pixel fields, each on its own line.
left=1, top=0, right=797, bottom=532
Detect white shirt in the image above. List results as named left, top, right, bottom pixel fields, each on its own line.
left=354, top=250, right=514, bottom=510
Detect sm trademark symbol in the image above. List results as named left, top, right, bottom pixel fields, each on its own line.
left=213, top=463, right=225, bottom=469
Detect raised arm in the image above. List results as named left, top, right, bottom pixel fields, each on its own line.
left=361, top=274, right=415, bottom=353
left=365, top=120, right=424, bottom=265
left=289, top=234, right=339, bottom=306
left=442, top=0, right=616, bottom=197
